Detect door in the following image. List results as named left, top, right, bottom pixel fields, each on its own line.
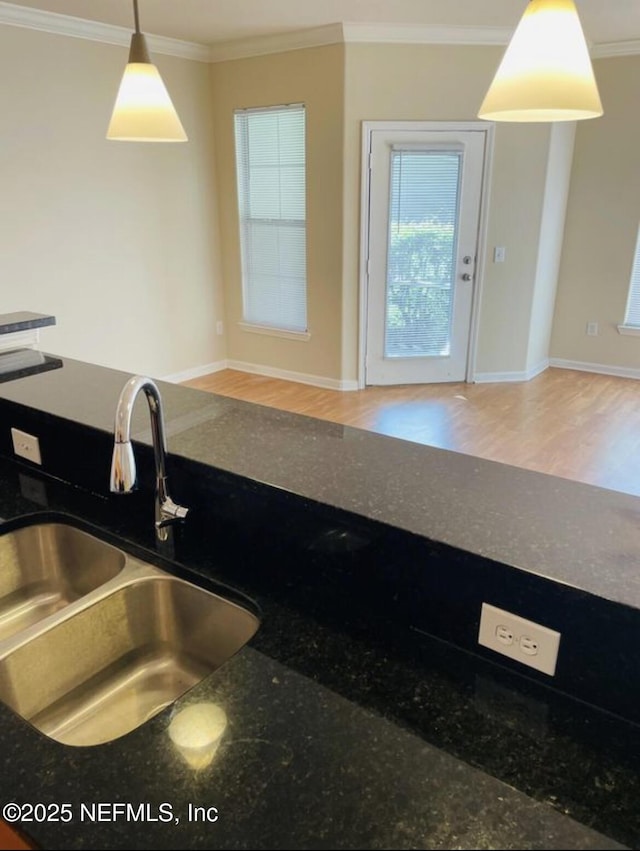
left=364, top=127, right=486, bottom=385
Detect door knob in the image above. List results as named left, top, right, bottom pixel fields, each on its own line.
left=462, top=273, right=473, bottom=282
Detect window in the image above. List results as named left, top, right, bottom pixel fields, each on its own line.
left=385, top=148, right=461, bottom=359
left=620, top=224, right=640, bottom=334
left=234, top=104, right=307, bottom=334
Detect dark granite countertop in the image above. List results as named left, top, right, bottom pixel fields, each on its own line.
left=0, top=312, right=55, bottom=335
left=0, top=457, right=637, bottom=850
left=0, top=355, right=639, bottom=613
left=0, top=350, right=63, bottom=383
left=0, top=356, right=640, bottom=849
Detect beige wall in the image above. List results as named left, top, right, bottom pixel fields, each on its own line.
left=211, top=45, right=345, bottom=383
left=526, top=122, right=576, bottom=373
left=475, top=121, right=550, bottom=377
left=0, top=25, right=224, bottom=379
left=8, top=26, right=620, bottom=387
left=551, top=56, right=640, bottom=370
left=343, top=43, right=553, bottom=381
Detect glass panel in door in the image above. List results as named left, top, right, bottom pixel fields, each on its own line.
left=385, top=150, right=461, bottom=360
left=365, top=127, right=485, bottom=385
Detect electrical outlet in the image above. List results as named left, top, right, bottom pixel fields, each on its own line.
left=478, top=603, right=561, bottom=676
left=587, top=321, right=598, bottom=336
left=11, top=428, right=42, bottom=465
left=216, top=321, right=224, bottom=336
left=493, top=246, right=506, bottom=263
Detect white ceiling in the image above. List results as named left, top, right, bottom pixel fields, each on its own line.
left=3, top=0, right=640, bottom=47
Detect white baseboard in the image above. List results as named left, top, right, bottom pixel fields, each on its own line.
left=527, top=358, right=550, bottom=380
left=473, top=359, right=549, bottom=384
left=549, top=358, right=640, bottom=380
left=474, top=371, right=530, bottom=383
left=227, top=359, right=359, bottom=391
left=163, top=358, right=360, bottom=391
left=161, top=360, right=228, bottom=384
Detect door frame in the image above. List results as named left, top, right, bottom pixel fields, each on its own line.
left=358, top=120, right=495, bottom=389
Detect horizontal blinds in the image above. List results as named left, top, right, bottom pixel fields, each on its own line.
left=234, top=105, right=307, bottom=332
left=385, top=150, right=461, bottom=359
left=625, top=226, right=640, bottom=327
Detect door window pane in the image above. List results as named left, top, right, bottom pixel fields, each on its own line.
left=385, top=151, right=461, bottom=358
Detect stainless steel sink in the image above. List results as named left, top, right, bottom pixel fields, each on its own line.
left=0, top=523, right=125, bottom=641
left=0, top=522, right=259, bottom=746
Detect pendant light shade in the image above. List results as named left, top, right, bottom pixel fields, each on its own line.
left=478, top=0, right=603, bottom=123
left=107, top=1, right=187, bottom=142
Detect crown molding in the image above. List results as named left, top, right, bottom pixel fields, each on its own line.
left=0, top=1, right=211, bottom=61
left=208, top=22, right=511, bottom=62
left=146, top=33, right=211, bottom=62
left=208, top=23, right=344, bottom=62
left=2, top=3, right=640, bottom=64
left=342, top=23, right=511, bottom=46
left=591, top=39, right=640, bottom=59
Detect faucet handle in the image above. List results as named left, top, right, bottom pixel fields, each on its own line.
left=156, top=497, right=189, bottom=529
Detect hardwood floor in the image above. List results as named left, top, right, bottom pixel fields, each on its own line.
left=184, top=368, right=640, bottom=497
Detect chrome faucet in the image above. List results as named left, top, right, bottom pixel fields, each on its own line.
left=110, top=375, right=189, bottom=541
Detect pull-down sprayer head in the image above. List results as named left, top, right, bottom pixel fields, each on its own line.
left=110, top=375, right=188, bottom=540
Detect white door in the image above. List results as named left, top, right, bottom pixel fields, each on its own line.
left=364, top=127, right=486, bottom=385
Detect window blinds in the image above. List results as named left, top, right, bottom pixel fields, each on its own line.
left=385, top=149, right=461, bottom=358
left=234, top=105, right=307, bottom=333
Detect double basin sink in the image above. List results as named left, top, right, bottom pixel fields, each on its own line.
left=0, top=520, right=259, bottom=747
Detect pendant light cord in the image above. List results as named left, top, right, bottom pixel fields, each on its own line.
left=133, top=0, right=141, bottom=35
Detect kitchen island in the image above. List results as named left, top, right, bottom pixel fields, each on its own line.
left=0, top=355, right=638, bottom=849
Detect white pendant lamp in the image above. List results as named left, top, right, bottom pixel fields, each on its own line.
left=478, top=0, right=603, bottom=122
left=107, top=0, right=187, bottom=142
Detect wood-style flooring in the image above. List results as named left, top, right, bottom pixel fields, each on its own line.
left=184, top=367, right=640, bottom=497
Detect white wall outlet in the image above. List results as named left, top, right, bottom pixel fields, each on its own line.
left=478, top=603, right=561, bottom=676
left=10, top=428, right=42, bottom=465
left=216, top=321, right=224, bottom=336
left=493, top=246, right=506, bottom=263
left=586, top=321, right=598, bottom=336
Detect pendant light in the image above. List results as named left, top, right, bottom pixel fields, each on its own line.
left=107, top=0, right=187, bottom=142
left=478, top=0, right=603, bottom=122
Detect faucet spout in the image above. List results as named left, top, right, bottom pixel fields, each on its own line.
left=110, top=375, right=189, bottom=540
